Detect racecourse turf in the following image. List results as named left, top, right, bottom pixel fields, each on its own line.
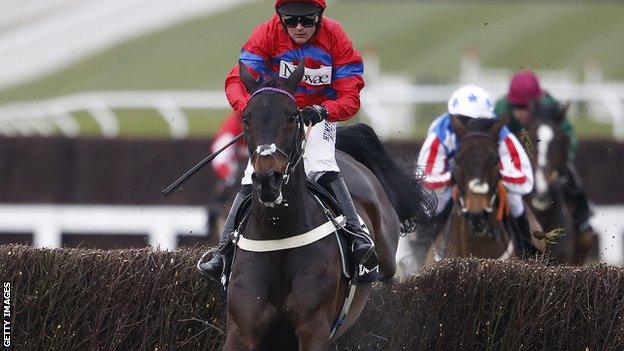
left=0, top=0, right=621, bottom=137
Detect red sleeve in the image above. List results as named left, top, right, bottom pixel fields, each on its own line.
left=417, top=133, right=452, bottom=189
left=224, top=20, right=273, bottom=115
left=322, top=22, right=365, bottom=122
left=211, top=112, right=245, bottom=181
left=214, top=112, right=244, bottom=142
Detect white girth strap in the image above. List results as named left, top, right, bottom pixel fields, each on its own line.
left=235, top=215, right=345, bottom=252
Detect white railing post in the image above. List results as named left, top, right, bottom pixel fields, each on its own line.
left=87, top=99, right=119, bottom=138
left=48, top=104, right=81, bottom=137
left=34, top=223, right=62, bottom=248
left=149, top=224, right=177, bottom=251
left=155, top=98, right=189, bottom=139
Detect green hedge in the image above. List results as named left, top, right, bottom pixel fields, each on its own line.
left=2, top=245, right=623, bottom=350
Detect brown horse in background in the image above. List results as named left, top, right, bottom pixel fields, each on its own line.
left=525, top=102, right=597, bottom=264
left=424, top=116, right=544, bottom=267
left=224, top=62, right=435, bottom=350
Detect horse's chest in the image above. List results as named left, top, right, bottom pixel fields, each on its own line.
left=229, top=249, right=340, bottom=316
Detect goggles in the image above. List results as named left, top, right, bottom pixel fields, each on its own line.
left=280, top=13, right=320, bottom=27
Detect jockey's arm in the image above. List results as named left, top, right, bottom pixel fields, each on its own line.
left=498, top=129, right=534, bottom=195
left=225, top=23, right=271, bottom=115
left=211, top=112, right=245, bottom=182
left=321, top=24, right=365, bottom=122
left=322, top=76, right=364, bottom=122
left=417, top=133, right=452, bottom=190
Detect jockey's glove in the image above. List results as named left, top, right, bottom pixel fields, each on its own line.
left=301, top=105, right=328, bottom=126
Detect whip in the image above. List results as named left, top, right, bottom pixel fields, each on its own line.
left=162, top=132, right=244, bottom=196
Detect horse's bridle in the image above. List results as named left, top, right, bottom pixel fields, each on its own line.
left=245, top=87, right=306, bottom=185
left=456, top=131, right=500, bottom=214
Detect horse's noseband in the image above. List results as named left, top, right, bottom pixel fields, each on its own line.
left=458, top=191, right=497, bottom=214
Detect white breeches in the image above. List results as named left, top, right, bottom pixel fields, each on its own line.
left=434, top=188, right=525, bottom=217
left=241, top=120, right=340, bottom=185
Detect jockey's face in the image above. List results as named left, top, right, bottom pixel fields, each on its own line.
left=512, top=106, right=531, bottom=125
left=286, top=22, right=316, bottom=44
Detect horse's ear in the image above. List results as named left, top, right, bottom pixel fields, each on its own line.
left=491, top=114, right=508, bottom=137
left=282, top=60, right=305, bottom=93
left=553, top=103, right=569, bottom=124
left=451, top=115, right=467, bottom=138
left=239, top=61, right=260, bottom=94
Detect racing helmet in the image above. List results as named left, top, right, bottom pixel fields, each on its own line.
left=447, top=85, right=495, bottom=119
left=275, top=0, right=325, bottom=15
left=507, top=70, right=541, bottom=107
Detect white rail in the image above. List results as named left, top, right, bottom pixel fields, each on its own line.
left=0, top=204, right=209, bottom=251
left=0, top=204, right=621, bottom=265
left=0, top=91, right=230, bottom=138
left=1, top=82, right=624, bottom=140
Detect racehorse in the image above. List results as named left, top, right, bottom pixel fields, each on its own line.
left=224, top=62, right=435, bottom=350
left=424, top=116, right=544, bottom=266
left=525, top=102, right=596, bottom=264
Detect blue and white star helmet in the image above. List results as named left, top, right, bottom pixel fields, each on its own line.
left=447, top=85, right=495, bottom=119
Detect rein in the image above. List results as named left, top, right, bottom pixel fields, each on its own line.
left=246, top=87, right=306, bottom=185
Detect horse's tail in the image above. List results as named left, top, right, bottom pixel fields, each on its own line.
left=336, top=123, right=436, bottom=232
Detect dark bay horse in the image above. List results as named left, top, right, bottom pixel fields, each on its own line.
left=424, top=116, right=544, bottom=266
left=224, top=62, right=434, bottom=350
left=525, top=103, right=596, bottom=264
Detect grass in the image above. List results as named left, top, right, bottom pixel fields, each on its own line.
left=1, top=0, right=622, bottom=138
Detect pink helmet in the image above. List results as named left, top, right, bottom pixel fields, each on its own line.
left=507, top=70, right=541, bottom=106
left=275, top=0, right=326, bottom=11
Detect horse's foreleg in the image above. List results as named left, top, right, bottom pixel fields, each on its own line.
left=295, top=312, right=332, bottom=351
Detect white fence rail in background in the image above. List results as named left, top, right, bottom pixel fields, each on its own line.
left=0, top=204, right=622, bottom=265
left=0, top=90, right=230, bottom=138
left=2, top=54, right=623, bottom=140
left=0, top=204, right=208, bottom=251
left=2, top=83, right=623, bottom=140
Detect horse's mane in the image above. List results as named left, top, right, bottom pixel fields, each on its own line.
left=464, top=117, right=498, bottom=131
left=531, top=101, right=566, bottom=123
left=261, top=79, right=282, bottom=88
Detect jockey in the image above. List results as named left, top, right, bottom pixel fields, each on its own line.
left=198, top=0, right=377, bottom=282
left=494, top=70, right=595, bottom=237
left=211, top=112, right=245, bottom=186
left=416, top=85, right=537, bottom=257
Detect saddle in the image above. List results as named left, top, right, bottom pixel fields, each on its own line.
left=220, top=179, right=379, bottom=288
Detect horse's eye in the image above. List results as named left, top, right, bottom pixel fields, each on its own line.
left=242, top=116, right=249, bottom=125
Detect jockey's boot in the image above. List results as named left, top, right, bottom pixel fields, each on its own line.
left=326, top=173, right=379, bottom=270
left=198, top=185, right=251, bottom=282
left=514, top=211, right=540, bottom=256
